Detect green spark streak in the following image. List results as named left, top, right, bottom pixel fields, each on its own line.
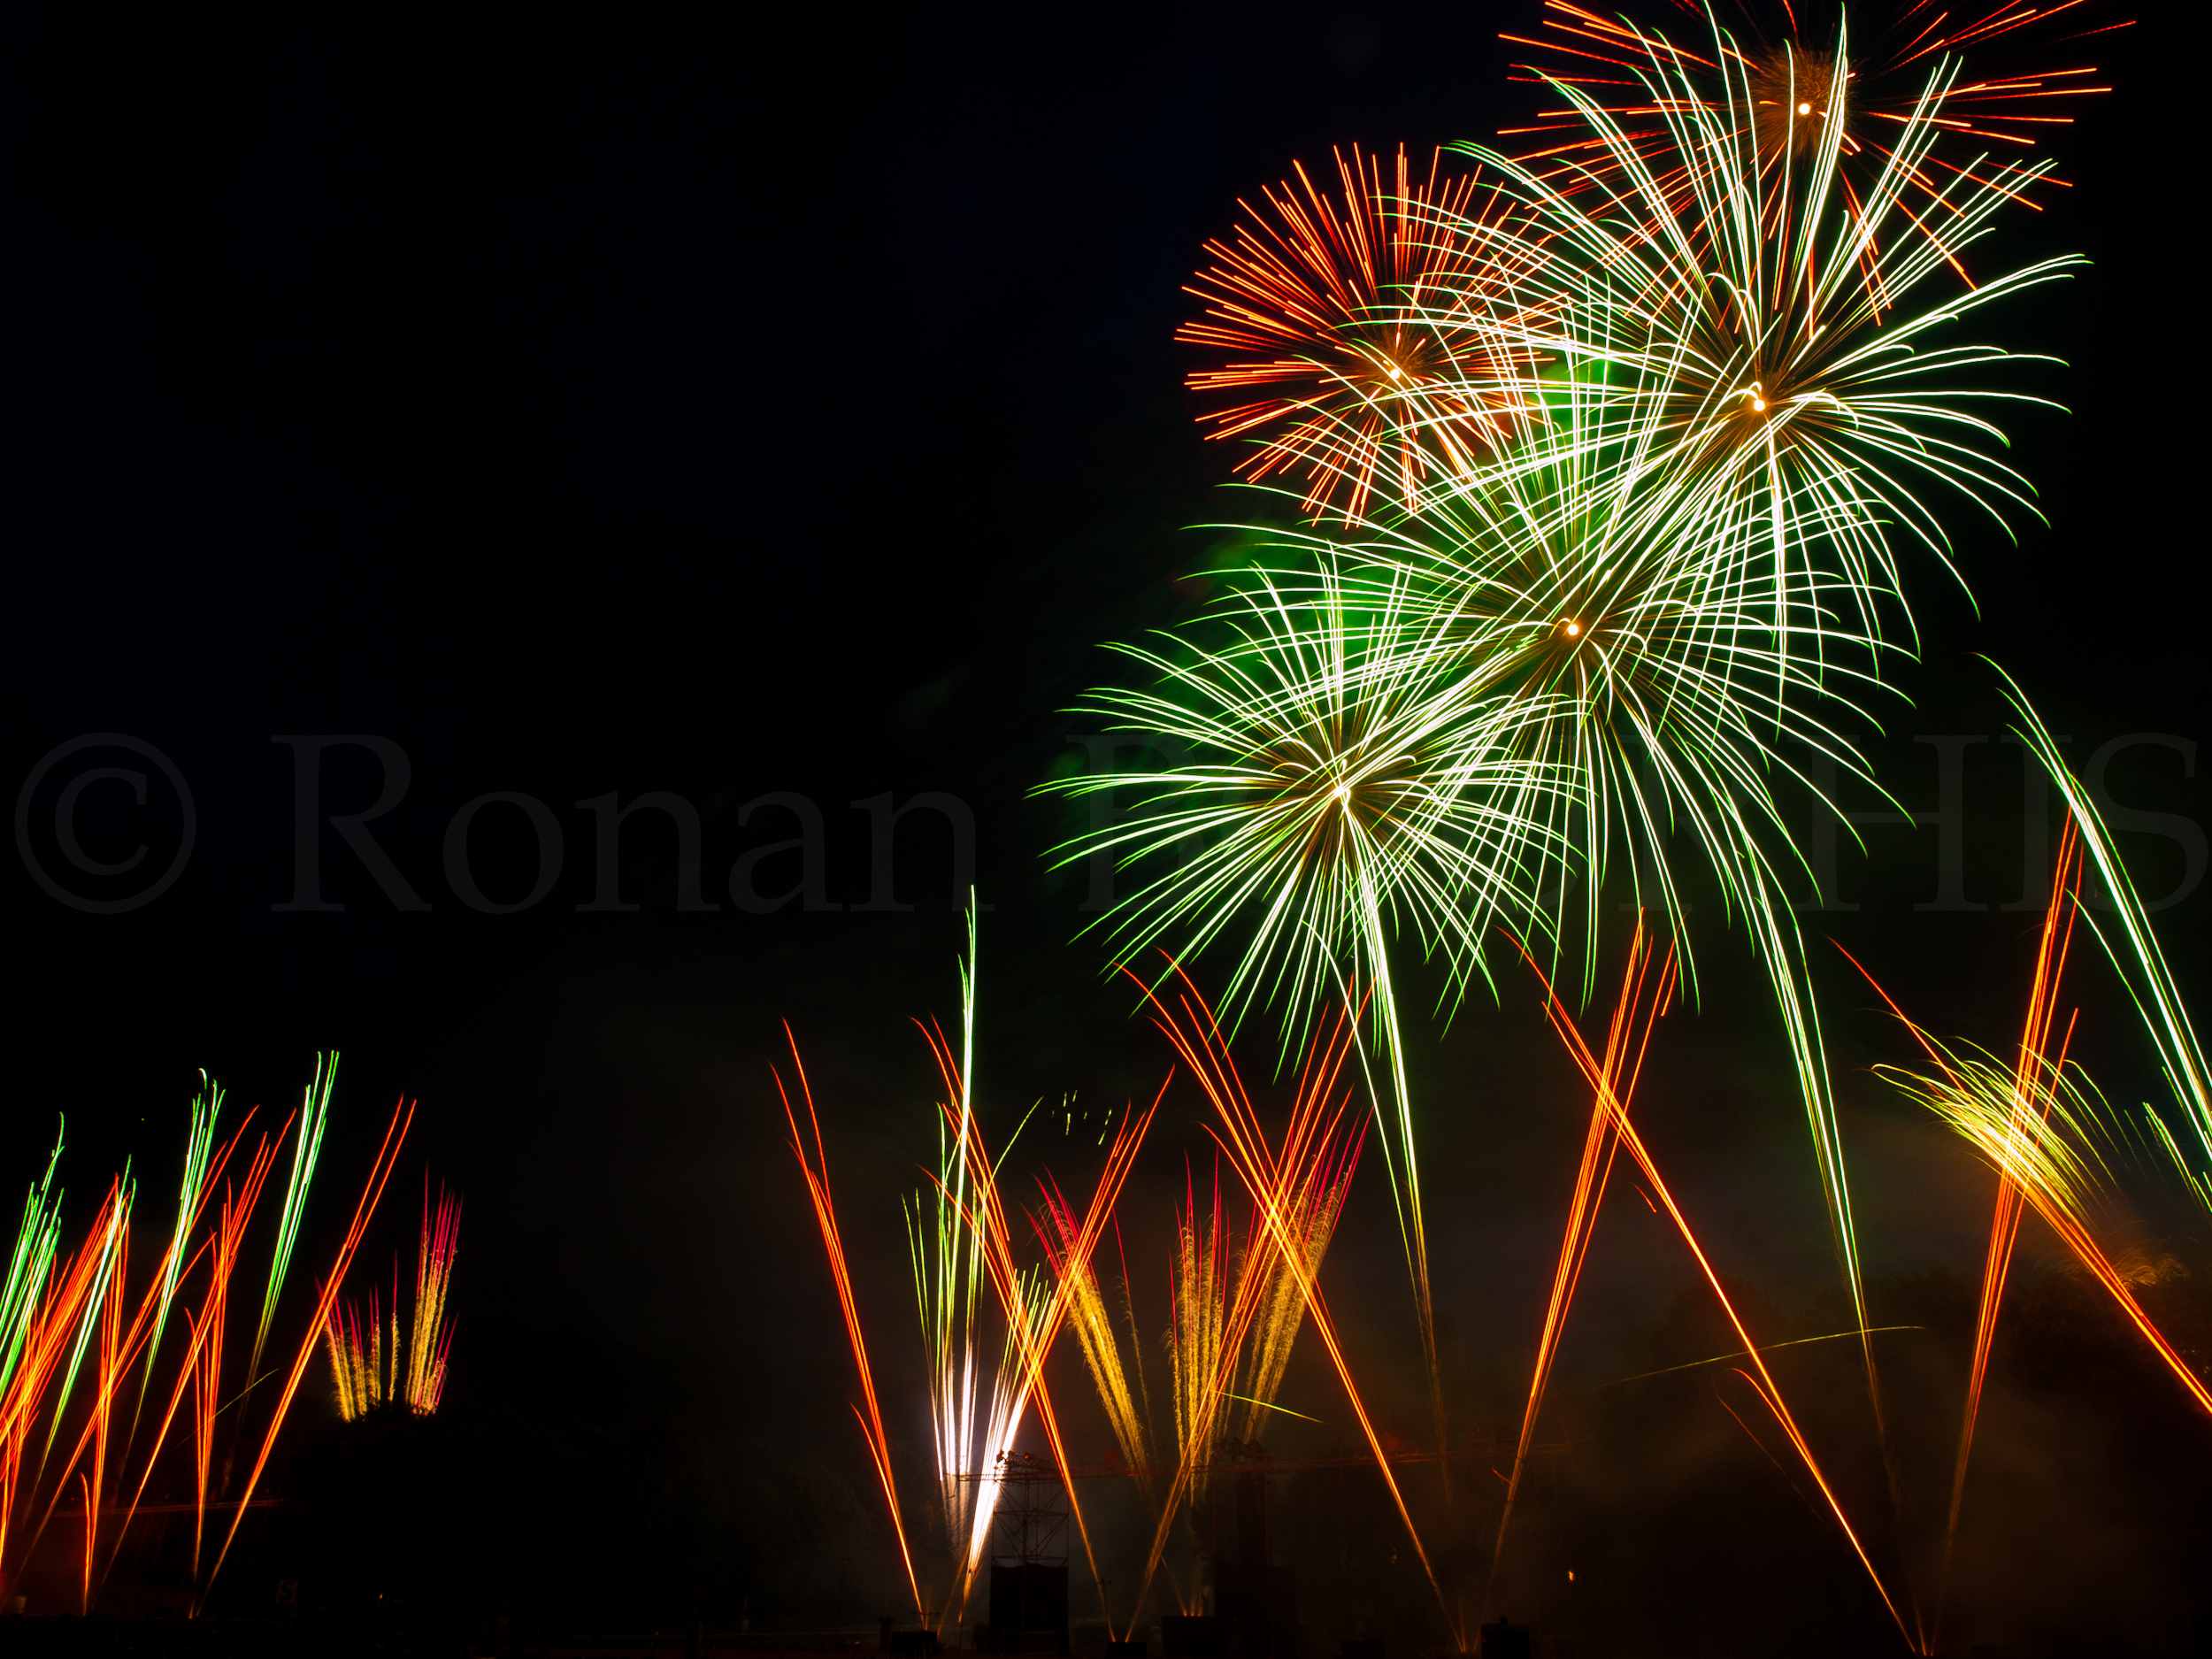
left=1221, top=1391, right=1324, bottom=1425
left=139, top=1073, right=223, bottom=1418
left=1598, top=1327, right=1924, bottom=1388
left=0, top=1123, right=66, bottom=1409
left=251, top=1052, right=336, bottom=1386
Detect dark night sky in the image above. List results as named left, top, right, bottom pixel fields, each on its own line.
left=1, top=2, right=2205, bottom=1646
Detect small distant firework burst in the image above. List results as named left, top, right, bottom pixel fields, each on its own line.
left=322, top=1176, right=459, bottom=1421
left=1178, top=145, right=1543, bottom=522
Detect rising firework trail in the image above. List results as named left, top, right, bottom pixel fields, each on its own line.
left=1131, top=967, right=1452, bottom=1644
left=1523, top=945, right=1916, bottom=1647
left=1488, top=922, right=1674, bottom=1608
left=776, top=1032, right=926, bottom=1623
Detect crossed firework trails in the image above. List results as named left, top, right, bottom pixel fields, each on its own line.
left=779, top=1019, right=1163, bottom=1638
left=927, top=1061, right=1161, bottom=1636
left=1512, top=928, right=1916, bottom=1647
left=777, top=1034, right=926, bottom=1622
left=1846, top=827, right=2212, bottom=1648
left=1129, top=967, right=1455, bottom=1644
left=0, top=1079, right=411, bottom=1617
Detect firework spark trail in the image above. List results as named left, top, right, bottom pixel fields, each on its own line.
left=1488, top=924, right=1674, bottom=1608
left=937, top=1074, right=1160, bottom=1636
left=0, top=1179, right=122, bottom=1589
left=323, top=1294, right=384, bottom=1420
left=1034, top=1178, right=1154, bottom=1503
left=42, top=1131, right=261, bottom=1609
left=0, top=1130, right=65, bottom=1488
left=405, top=1179, right=461, bottom=1415
left=1524, top=950, right=1917, bottom=1647
left=775, top=1029, right=926, bottom=1623
left=1943, top=822, right=2078, bottom=1634
left=40, top=1179, right=130, bottom=1472
left=1999, top=680, right=2212, bottom=1210
left=1235, top=1120, right=1360, bottom=1445
left=1502, top=0, right=2121, bottom=246
left=126, top=1124, right=281, bottom=1585
left=197, top=1094, right=414, bottom=1614
left=1871, top=1029, right=2212, bottom=1418
left=1132, top=969, right=1455, bottom=1642
left=78, top=1211, right=124, bottom=1613
left=1179, top=144, right=1542, bottom=522
left=250, top=1053, right=335, bottom=1388
left=135, top=1075, right=222, bottom=1428
left=1169, top=1162, right=1227, bottom=1506
left=1835, top=832, right=2080, bottom=1648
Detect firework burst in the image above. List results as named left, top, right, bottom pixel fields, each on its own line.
left=1179, top=145, right=1547, bottom=523
left=1503, top=0, right=2123, bottom=260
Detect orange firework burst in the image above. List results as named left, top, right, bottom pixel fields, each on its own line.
left=1504, top=0, right=2124, bottom=251
left=1177, top=144, right=1539, bottom=523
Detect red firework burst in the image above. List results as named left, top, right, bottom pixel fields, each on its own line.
left=1503, top=0, right=2126, bottom=242
left=1177, top=145, right=1539, bottom=525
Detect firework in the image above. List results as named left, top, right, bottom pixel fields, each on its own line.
left=1034, top=1177, right=1153, bottom=1498
left=1504, top=0, right=2121, bottom=248
left=1046, top=550, right=1567, bottom=1460
left=933, top=1046, right=1156, bottom=1634
left=198, top=1094, right=414, bottom=1612
left=1167, top=1164, right=1227, bottom=1500
left=159, top=1125, right=280, bottom=1582
left=777, top=1031, right=926, bottom=1620
left=136, top=1075, right=222, bottom=1423
left=405, top=1180, right=460, bottom=1415
left=1179, top=145, right=1543, bottom=522
left=1131, top=969, right=1449, bottom=1639
left=0, top=1178, right=120, bottom=1588
left=1079, top=0, right=2077, bottom=1444
left=1878, top=1033, right=2210, bottom=1416
left=321, top=1174, right=461, bottom=1423
left=902, top=901, right=998, bottom=1609
left=2001, top=680, right=2212, bottom=1211
left=251, top=1053, right=335, bottom=1386
left=1489, top=923, right=1672, bottom=1601
left=1521, top=941, right=1915, bottom=1644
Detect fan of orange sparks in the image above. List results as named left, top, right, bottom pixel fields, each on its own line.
left=1502, top=0, right=2127, bottom=273
left=1176, top=144, right=1546, bottom=525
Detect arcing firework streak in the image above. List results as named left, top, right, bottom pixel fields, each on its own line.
left=776, top=1030, right=926, bottom=1622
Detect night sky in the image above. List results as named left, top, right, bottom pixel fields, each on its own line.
left=2, top=4, right=2204, bottom=1650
